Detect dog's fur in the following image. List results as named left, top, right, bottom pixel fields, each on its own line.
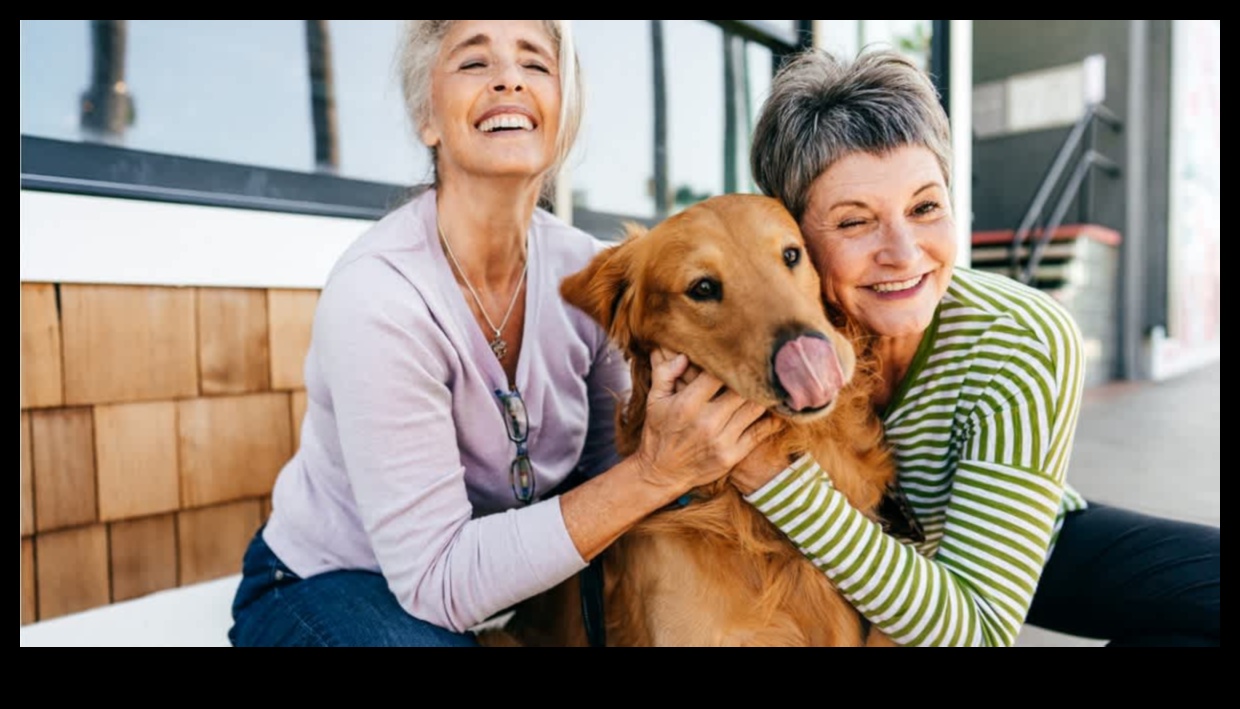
left=492, top=194, right=899, bottom=647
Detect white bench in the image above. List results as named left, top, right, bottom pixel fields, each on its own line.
left=19, top=574, right=522, bottom=647
left=19, top=575, right=240, bottom=648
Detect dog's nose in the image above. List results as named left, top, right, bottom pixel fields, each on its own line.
left=772, top=331, right=845, bottom=413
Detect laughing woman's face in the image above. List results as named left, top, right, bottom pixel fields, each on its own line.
left=420, top=20, right=562, bottom=184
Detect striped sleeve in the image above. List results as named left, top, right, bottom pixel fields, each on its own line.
left=746, top=279, right=1086, bottom=646
left=748, top=422, right=1063, bottom=646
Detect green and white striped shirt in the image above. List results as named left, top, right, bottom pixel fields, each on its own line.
left=746, top=267, right=1087, bottom=647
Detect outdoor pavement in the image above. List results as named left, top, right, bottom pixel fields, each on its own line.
left=1013, top=360, right=1221, bottom=647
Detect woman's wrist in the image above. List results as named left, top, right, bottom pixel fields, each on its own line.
left=626, top=449, right=695, bottom=506
left=560, top=455, right=687, bottom=561
left=740, top=453, right=819, bottom=503
left=730, top=445, right=798, bottom=496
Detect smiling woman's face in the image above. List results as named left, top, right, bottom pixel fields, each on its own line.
left=799, top=144, right=957, bottom=342
left=420, top=20, right=561, bottom=184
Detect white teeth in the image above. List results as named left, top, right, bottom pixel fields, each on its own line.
left=871, top=275, right=923, bottom=293
left=479, top=114, right=534, bottom=132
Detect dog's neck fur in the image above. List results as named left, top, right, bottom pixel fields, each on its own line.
left=599, top=335, right=895, bottom=647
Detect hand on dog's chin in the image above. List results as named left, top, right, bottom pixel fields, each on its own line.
left=730, top=428, right=794, bottom=496
left=657, top=347, right=787, bottom=494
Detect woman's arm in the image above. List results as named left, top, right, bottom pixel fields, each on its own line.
left=737, top=344, right=1084, bottom=646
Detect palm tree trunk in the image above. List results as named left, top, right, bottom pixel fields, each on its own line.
left=80, top=20, right=133, bottom=143
left=306, top=20, right=340, bottom=173
left=651, top=20, right=669, bottom=219
left=723, top=31, right=743, bottom=194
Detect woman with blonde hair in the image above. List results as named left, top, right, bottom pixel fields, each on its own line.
left=228, top=20, right=777, bottom=647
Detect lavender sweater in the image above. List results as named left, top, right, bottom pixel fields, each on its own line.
left=262, top=189, right=629, bottom=633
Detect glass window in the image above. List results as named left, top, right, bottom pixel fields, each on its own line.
left=571, top=20, right=790, bottom=229
left=326, top=20, right=430, bottom=186
left=865, top=19, right=932, bottom=72
left=22, top=20, right=316, bottom=172
left=740, top=41, right=777, bottom=193
left=752, top=20, right=797, bottom=35
left=20, top=21, right=93, bottom=143
left=572, top=20, right=656, bottom=219
left=665, top=20, right=726, bottom=213
left=817, top=20, right=932, bottom=72
left=21, top=20, right=813, bottom=226
left=20, top=20, right=428, bottom=186
left=746, top=20, right=800, bottom=44
left=817, top=21, right=863, bottom=60
left=746, top=42, right=776, bottom=115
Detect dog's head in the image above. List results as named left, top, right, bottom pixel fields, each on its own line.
left=562, top=194, right=859, bottom=452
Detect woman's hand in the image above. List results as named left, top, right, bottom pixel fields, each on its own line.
left=730, top=437, right=793, bottom=496
left=658, top=349, right=791, bottom=496
left=632, top=348, right=781, bottom=496
left=561, top=348, right=784, bottom=561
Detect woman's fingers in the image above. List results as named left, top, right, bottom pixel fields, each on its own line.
left=652, top=350, right=763, bottom=436
left=673, top=366, right=728, bottom=411
left=649, top=350, right=689, bottom=402
left=723, top=399, right=769, bottom=438
left=655, top=347, right=704, bottom=395
left=679, top=360, right=703, bottom=392
left=740, top=414, right=783, bottom=450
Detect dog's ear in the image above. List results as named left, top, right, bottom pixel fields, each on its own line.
left=562, top=225, right=651, bottom=457
left=560, top=224, right=646, bottom=352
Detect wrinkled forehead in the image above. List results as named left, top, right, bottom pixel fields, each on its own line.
left=440, top=20, right=557, bottom=60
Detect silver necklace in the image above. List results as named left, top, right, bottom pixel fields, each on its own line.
left=438, top=223, right=528, bottom=361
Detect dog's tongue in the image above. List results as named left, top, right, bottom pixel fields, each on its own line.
left=774, top=336, right=844, bottom=412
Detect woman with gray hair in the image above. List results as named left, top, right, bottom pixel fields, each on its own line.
left=733, top=47, right=1219, bottom=646
left=228, top=20, right=778, bottom=647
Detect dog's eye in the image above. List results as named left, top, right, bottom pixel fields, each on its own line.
left=687, top=278, right=723, bottom=302
left=783, top=247, right=802, bottom=268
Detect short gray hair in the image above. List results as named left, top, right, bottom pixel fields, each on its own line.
left=397, top=20, right=584, bottom=196
left=750, top=48, right=952, bottom=222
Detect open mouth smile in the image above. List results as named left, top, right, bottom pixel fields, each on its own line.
left=869, top=274, right=926, bottom=295
left=477, top=111, right=537, bottom=133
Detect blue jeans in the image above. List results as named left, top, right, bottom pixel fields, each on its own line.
left=1027, top=503, right=1220, bottom=647
left=228, top=528, right=479, bottom=647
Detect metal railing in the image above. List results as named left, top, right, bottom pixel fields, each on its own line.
left=1010, top=103, right=1122, bottom=284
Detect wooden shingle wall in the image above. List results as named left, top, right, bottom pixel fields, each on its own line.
left=18, top=282, right=319, bottom=624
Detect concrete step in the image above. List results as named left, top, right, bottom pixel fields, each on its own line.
left=970, top=223, right=1121, bottom=290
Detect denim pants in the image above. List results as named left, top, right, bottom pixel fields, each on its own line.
left=1026, top=502, right=1221, bottom=647
left=228, top=528, right=479, bottom=647
left=230, top=502, right=1219, bottom=647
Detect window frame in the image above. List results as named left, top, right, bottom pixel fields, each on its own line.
left=20, top=135, right=412, bottom=221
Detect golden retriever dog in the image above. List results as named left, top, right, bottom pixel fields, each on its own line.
left=490, top=194, right=899, bottom=647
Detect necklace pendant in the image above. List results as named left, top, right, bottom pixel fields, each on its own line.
left=489, top=336, right=508, bottom=361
